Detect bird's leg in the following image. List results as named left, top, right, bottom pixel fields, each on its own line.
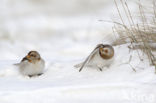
left=97, top=64, right=103, bottom=71
left=28, top=75, right=34, bottom=78
left=28, top=73, right=43, bottom=78
left=97, top=67, right=103, bottom=71
left=37, top=73, right=43, bottom=76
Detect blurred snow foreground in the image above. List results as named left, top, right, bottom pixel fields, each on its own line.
left=0, top=0, right=156, bottom=103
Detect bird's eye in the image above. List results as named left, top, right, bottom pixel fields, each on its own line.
left=30, top=54, right=36, bottom=57
left=104, top=49, right=108, bottom=53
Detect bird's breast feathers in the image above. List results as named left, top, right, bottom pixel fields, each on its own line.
left=19, top=59, right=45, bottom=75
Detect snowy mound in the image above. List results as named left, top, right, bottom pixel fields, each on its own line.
left=0, top=43, right=155, bottom=103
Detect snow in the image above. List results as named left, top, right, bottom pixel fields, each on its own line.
left=0, top=0, right=156, bottom=103
left=0, top=42, right=155, bottom=103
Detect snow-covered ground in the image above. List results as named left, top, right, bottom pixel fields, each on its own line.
left=0, top=0, right=156, bottom=103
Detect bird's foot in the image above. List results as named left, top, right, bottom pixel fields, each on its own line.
left=28, top=73, right=43, bottom=78
left=98, top=67, right=103, bottom=72
left=37, top=73, right=43, bottom=76
left=28, top=75, right=34, bottom=78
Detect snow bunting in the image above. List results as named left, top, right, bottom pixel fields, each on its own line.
left=15, top=51, right=45, bottom=77
left=75, top=44, right=114, bottom=72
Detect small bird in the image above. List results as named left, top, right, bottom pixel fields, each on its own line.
left=75, top=44, right=115, bottom=72
left=15, top=51, right=45, bottom=77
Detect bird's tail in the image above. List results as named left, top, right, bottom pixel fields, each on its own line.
left=74, top=63, right=83, bottom=68
left=13, top=63, right=20, bottom=66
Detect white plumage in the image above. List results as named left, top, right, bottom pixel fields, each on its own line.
left=87, top=50, right=114, bottom=68
left=75, top=44, right=115, bottom=72
left=15, top=51, right=45, bottom=77
left=19, top=59, right=45, bottom=76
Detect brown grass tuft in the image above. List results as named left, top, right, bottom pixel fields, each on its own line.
left=112, top=0, right=156, bottom=72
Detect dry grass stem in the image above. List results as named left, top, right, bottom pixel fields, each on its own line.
left=112, top=0, right=156, bottom=72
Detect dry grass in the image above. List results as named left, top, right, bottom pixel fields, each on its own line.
left=112, top=0, right=156, bottom=72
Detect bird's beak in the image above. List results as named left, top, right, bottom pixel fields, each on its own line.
left=26, top=55, right=30, bottom=58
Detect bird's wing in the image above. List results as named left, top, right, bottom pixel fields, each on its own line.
left=21, top=56, right=29, bottom=62
left=13, top=63, right=20, bottom=66
left=79, top=47, right=99, bottom=72
left=14, top=56, right=28, bottom=66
